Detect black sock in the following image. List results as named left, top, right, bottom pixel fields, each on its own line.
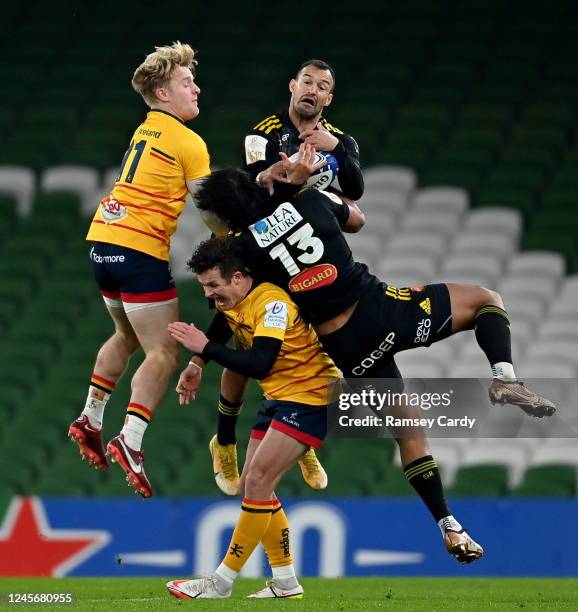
left=217, top=395, right=243, bottom=445
left=474, top=305, right=512, bottom=366
left=404, top=455, right=450, bottom=522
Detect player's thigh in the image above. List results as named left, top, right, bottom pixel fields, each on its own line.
left=249, top=428, right=308, bottom=483
left=125, top=300, right=179, bottom=353
left=96, top=243, right=179, bottom=352
left=105, top=304, right=140, bottom=346
left=446, top=283, right=503, bottom=333
left=322, top=281, right=451, bottom=378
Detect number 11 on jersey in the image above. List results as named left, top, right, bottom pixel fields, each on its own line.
left=117, top=139, right=147, bottom=183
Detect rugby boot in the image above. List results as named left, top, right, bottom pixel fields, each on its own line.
left=106, top=434, right=152, bottom=498
left=489, top=379, right=556, bottom=418
left=247, top=579, right=304, bottom=599
left=298, top=447, right=328, bottom=490
left=68, top=415, right=109, bottom=470
left=166, top=576, right=232, bottom=599
left=209, top=434, right=240, bottom=495
left=443, top=528, right=484, bottom=564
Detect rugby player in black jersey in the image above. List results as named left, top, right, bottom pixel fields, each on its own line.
left=185, top=147, right=557, bottom=564
left=208, top=59, right=362, bottom=496
left=243, top=59, right=363, bottom=200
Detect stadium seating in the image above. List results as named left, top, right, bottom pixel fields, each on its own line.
left=0, top=0, right=577, bottom=499
left=0, top=167, right=35, bottom=215
left=40, top=166, right=100, bottom=215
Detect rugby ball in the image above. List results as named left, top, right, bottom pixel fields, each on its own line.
left=288, top=151, right=339, bottom=191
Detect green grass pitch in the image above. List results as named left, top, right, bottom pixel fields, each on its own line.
left=0, top=578, right=577, bottom=611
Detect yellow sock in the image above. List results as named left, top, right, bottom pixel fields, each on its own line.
left=262, top=500, right=293, bottom=568
left=223, top=498, right=274, bottom=573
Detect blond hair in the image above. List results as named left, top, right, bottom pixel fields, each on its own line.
left=132, top=41, right=197, bottom=106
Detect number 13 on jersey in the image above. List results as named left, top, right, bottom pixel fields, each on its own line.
left=269, top=223, right=324, bottom=275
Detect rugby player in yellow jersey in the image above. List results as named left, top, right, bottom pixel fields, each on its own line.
left=165, top=238, right=339, bottom=599
left=68, top=42, right=210, bottom=497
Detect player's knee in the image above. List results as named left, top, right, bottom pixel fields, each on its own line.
left=105, top=329, right=139, bottom=354
left=117, top=330, right=140, bottom=353
left=244, top=462, right=271, bottom=493
left=163, top=344, right=180, bottom=371
left=147, top=343, right=180, bottom=373
left=477, top=286, right=504, bottom=309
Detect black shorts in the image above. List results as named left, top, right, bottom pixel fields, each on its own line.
left=318, top=279, right=452, bottom=381
left=89, top=242, right=177, bottom=311
left=251, top=399, right=329, bottom=448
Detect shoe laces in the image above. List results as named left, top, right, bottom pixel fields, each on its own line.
left=300, top=450, right=320, bottom=474
left=220, top=447, right=238, bottom=480
left=513, top=382, right=537, bottom=398
left=194, top=575, right=219, bottom=595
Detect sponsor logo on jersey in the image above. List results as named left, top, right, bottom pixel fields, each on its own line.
left=249, top=203, right=303, bottom=247
left=137, top=128, right=161, bottom=138
left=90, top=252, right=126, bottom=264
left=254, top=220, right=268, bottom=234
left=101, top=196, right=127, bottom=223
left=245, top=134, right=268, bottom=164
left=419, top=298, right=432, bottom=315
left=351, top=332, right=396, bottom=376
left=415, top=318, right=431, bottom=344
left=263, top=301, right=288, bottom=330
left=282, top=412, right=300, bottom=428
left=288, top=264, right=338, bottom=292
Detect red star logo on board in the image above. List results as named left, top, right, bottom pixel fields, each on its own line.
left=0, top=497, right=110, bottom=577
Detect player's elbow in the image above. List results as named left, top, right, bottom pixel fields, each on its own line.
left=252, top=367, right=271, bottom=380
left=348, top=185, right=364, bottom=201
left=244, top=354, right=276, bottom=380
left=345, top=209, right=366, bottom=233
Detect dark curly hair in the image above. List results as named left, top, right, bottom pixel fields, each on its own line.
left=187, top=236, right=251, bottom=280
left=195, top=168, right=268, bottom=230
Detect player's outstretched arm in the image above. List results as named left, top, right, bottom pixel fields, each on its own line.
left=169, top=321, right=282, bottom=380
left=203, top=336, right=281, bottom=380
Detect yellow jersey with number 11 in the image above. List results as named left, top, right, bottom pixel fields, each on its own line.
left=86, top=109, right=210, bottom=260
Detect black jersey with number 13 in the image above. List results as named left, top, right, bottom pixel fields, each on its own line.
left=233, top=188, right=377, bottom=325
